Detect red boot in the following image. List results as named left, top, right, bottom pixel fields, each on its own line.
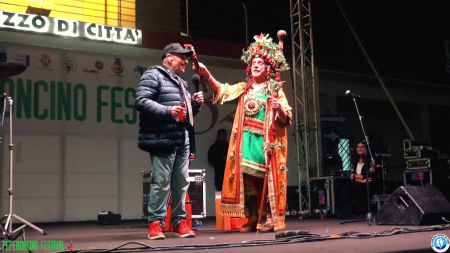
left=261, top=213, right=274, bottom=232
left=148, top=220, right=165, bottom=240
left=239, top=218, right=257, bottom=233
left=173, top=219, right=195, bottom=238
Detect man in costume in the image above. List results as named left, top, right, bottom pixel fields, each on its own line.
left=196, top=33, right=292, bottom=232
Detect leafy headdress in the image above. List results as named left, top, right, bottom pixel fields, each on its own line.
left=241, top=33, right=289, bottom=93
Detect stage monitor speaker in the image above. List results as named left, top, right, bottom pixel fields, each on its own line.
left=376, top=185, right=450, bottom=225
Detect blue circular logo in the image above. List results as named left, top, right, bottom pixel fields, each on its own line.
left=432, top=234, right=450, bottom=252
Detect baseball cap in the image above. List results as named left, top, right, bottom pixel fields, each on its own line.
left=161, top=43, right=193, bottom=60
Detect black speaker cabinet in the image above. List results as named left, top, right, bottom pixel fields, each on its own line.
left=376, top=185, right=450, bottom=225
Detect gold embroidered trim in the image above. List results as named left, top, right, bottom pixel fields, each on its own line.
left=244, top=97, right=262, bottom=116
left=241, top=159, right=267, bottom=177
left=273, top=222, right=285, bottom=232
left=244, top=117, right=264, bottom=124
left=220, top=210, right=246, bottom=218
left=241, top=166, right=265, bottom=178
left=242, top=158, right=267, bottom=168
left=242, top=126, right=264, bottom=135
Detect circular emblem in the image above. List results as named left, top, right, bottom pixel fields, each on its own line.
left=244, top=97, right=261, bottom=116
left=61, top=57, right=77, bottom=73
left=432, top=234, right=450, bottom=252
left=95, top=60, right=104, bottom=70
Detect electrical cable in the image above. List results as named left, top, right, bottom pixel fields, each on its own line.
left=48, top=224, right=450, bottom=253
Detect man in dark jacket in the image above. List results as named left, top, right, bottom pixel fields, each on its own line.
left=208, top=129, right=229, bottom=191
left=136, top=43, right=203, bottom=240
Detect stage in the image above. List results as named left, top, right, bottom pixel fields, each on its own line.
left=9, top=217, right=447, bottom=253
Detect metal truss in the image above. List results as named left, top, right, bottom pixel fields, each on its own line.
left=290, top=0, right=320, bottom=213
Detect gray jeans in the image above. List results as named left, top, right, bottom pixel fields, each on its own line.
left=148, top=130, right=190, bottom=228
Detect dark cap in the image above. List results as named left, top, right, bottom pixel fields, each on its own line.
left=161, top=43, right=193, bottom=60
left=217, top=129, right=227, bottom=135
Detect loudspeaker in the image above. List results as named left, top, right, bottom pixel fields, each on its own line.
left=376, top=186, right=450, bottom=225
left=98, top=211, right=121, bottom=225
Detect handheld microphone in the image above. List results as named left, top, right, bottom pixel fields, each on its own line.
left=345, top=90, right=360, bottom=98
left=0, top=93, right=7, bottom=100
left=192, top=74, right=201, bottom=93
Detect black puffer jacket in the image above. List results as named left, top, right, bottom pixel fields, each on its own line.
left=135, top=65, right=202, bottom=154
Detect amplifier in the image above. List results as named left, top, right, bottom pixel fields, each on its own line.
left=142, top=169, right=206, bottom=219
left=98, top=211, right=121, bottom=225
left=404, top=169, right=450, bottom=200
left=308, top=177, right=350, bottom=214
left=404, top=149, right=438, bottom=159
left=406, top=158, right=449, bottom=170
left=403, top=139, right=428, bottom=151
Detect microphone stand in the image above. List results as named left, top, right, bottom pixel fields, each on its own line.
left=0, top=96, right=47, bottom=241
left=340, top=96, right=374, bottom=226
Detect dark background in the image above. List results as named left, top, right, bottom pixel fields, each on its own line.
left=181, top=0, right=450, bottom=85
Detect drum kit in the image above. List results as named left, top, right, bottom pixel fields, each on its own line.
left=0, top=62, right=47, bottom=241
left=0, top=62, right=27, bottom=79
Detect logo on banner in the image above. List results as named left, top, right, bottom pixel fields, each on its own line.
left=61, top=57, right=77, bottom=73
left=38, top=54, right=53, bottom=70
left=83, top=60, right=104, bottom=74
left=111, top=58, right=124, bottom=76
left=95, top=60, right=104, bottom=70
left=134, top=65, right=147, bottom=78
left=13, top=54, right=30, bottom=66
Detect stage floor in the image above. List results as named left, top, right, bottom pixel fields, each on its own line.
left=5, top=217, right=447, bottom=253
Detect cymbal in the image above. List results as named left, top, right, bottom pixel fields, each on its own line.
left=0, top=62, right=27, bottom=78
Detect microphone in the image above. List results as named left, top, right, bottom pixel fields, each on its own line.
left=0, top=93, right=7, bottom=100
left=192, top=74, right=201, bottom=92
left=345, top=90, right=360, bottom=98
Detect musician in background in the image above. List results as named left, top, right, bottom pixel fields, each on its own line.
left=208, top=129, right=229, bottom=191
left=339, top=140, right=374, bottom=219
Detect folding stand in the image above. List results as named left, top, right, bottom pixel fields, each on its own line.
left=0, top=96, right=47, bottom=240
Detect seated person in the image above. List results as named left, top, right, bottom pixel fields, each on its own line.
left=339, top=140, right=375, bottom=218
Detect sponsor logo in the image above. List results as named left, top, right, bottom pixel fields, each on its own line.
left=82, top=69, right=99, bottom=74
left=111, top=58, right=124, bottom=76
left=61, top=57, right=77, bottom=73
left=95, top=60, right=104, bottom=70
left=13, top=54, right=30, bottom=66
left=82, top=60, right=104, bottom=74
left=134, top=65, right=147, bottom=78
left=38, top=54, right=53, bottom=70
